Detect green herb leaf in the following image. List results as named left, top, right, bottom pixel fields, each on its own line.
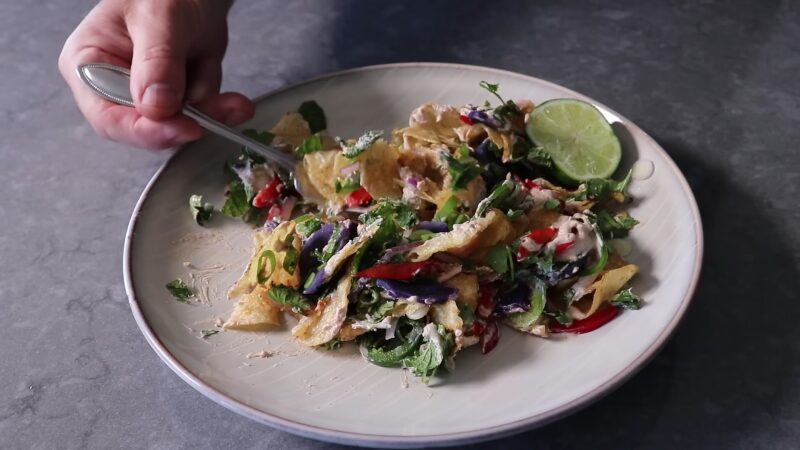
left=189, top=194, right=214, bottom=226
left=409, top=229, right=436, bottom=241
left=296, top=134, right=323, bottom=156
left=526, top=146, right=553, bottom=169
left=298, top=100, right=327, bottom=133
left=610, top=288, right=641, bottom=310
left=374, top=300, right=395, bottom=318
left=584, top=170, right=633, bottom=201
left=256, top=250, right=277, bottom=284
left=475, top=179, right=532, bottom=218
left=457, top=303, right=476, bottom=326
left=362, top=319, right=425, bottom=367
left=341, top=130, right=383, bottom=159
left=201, top=329, right=219, bottom=339
left=320, top=338, right=342, bottom=350
left=314, top=223, right=342, bottom=265
left=485, top=245, right=515, bottom=280
left=268, top=285, right=313, bottom=310
left=283, top=235, right=299, bottom=275
left=443, top=147, right=482, bottom=190
left=295, top=214, right=322, bottom=237
left=402, top=324, right=447, bottom=383
left=334, top=173, right=361, bottom=194
left=594, top=210, right=639, bottom=239
left=360, top=198, right=418, bottom=229
left=544, top=198, right=560, bottom=210
left=165, top=279, right=192, bottom=303
left=221, top=181, right=251, bottom=217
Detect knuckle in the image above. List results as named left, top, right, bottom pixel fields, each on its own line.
left=141, top=43, right=177, bottom=64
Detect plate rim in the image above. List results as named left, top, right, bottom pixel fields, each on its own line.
left=122, top=62, right=704, bottom=448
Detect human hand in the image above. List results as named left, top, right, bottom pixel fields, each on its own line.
left=58, top=0, right=254, bottom=149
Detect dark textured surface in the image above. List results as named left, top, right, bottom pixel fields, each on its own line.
left=1, top=0, right=799, bottom=448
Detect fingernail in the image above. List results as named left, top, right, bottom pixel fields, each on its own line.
left=142, top=83, right=178, bottom=108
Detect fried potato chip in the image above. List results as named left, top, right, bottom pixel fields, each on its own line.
left=228, top=221, right=300, bottom=299
left=223, top=286, right=281, bottom=330
left=270, top=112, right=311, bottom=148
left=409, top=209, right=511, bottom=262
left=430, top=300, right=463, bottom=332
left=359, top=140, right=402, bottom=199
left=292, top=273, right=352, bottom=346
left=443, top=273, right=479, bottom=310
left=586, top=264, right=639, bottom=316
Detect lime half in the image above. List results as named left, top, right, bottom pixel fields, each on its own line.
left=526, top=99, right=621, bottom=182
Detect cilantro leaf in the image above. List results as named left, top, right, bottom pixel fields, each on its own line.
left=595, top=210, right=639, bottom=239
left=296, top=134, right=323, bottom=156
left=268, top=285, right=313, bottom=310
left=443, top=147, right=482, bottom=190
left=360, top=198, right=418, bottom=229
left=189, top=194, right=214, bottom=226
left=340, top=130, right=383, bottom=159
left=610, top=288, right=641, bottom=310
left=221, top=181, right=251, bottom=217
left=485, top=245, right=515, bottom=280
left=544, top=198, right=560, bottom=210
left=475, top=179, right=532, bottom=218
left=584, top=170, right=633, bottom=201
left=165, top=279, right=192, bottom=303
left=526, top=146, right=553, bottom=169
left=298, top=100, right=327, bottom=133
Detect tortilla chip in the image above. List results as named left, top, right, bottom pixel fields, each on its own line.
left=223, top=286, right=281, bottom=330
left=337, top=321, right=368, bottom=341
left=586, top=264, right=639, bottom=316
left=292, top=274, right=352, bottom=346
left=359, top=140, right=402, bottom=199
left=270, top=112, right=311, bottom=148
left=409, top=209, right=511, bottom=262
left=228, top=221, right=300, bottom=299
left=430, top=300, right=463, bottom=332
left=443, top=273, right=479, bottom=310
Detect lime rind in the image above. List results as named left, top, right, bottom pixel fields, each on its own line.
left=526, top=99, right=621, bottom=182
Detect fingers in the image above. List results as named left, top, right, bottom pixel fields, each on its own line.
left=127, top=1, right=190, bottom=120
left=186, top=56, right=222, bottom=102
left=194, top=92, right=255, bottom=126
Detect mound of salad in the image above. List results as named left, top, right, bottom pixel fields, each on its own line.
left=179, top=83, right=643, bottom=382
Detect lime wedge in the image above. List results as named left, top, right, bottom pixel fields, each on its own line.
left=526, top=99, right=621, bottom=182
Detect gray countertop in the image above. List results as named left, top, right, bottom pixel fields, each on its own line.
left=2, top=0, right=799, bottom=448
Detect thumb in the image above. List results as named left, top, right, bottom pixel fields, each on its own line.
left=128, top=4, right=189, bottom=120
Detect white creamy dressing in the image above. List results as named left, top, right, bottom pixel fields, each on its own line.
left=236, top=163, right=274, bottom=192
left=631, top=159, right=655, bottom=181
left=546, top=214, right=597, bottom=261
left=527, top=186, right=557, bottom=210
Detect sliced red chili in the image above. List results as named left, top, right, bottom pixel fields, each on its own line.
left=523, top=179, right=540, bottom=190
left=345, top=187, right=373, bottom=208
left=480, top=320, right=500, bottom=354
left=252, top=177, right=283, bottom=208
left=550, top=306, right=620, bottom=334
left=354, top=262, right=427, bottom=280
left=555, top=241, right=575, bottom=254
left=459, top=114, right=474, bottom=125
left=528, top=227, right=557, bottom=244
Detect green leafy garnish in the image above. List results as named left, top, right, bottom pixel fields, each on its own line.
left=165, top=279, right=192, bottom=303
left=594, top=210, right=639, bottom=239
left=360, top=198, right=418, bottom=229
left=335, top=174, right=361, bottom=194
left=485, top=245, right=515, bottom=280
left=295, top=214, right=322, bottom=237
left=296, top=134, right=323, bottom=156
left=189, top=194, right=214, bottom=226
left=314, top=223, right=342, bottom=264
left=282, top=235, right=299, bottom=275
left=479, top=81, right=523, bottom=121
left=256, top=250, right=277, bottom=283
left=474, top=179, right=532, bottom=218
left=457, top=303, right=476, bottom=326
left=544, top=198, right=560, bottom=210
left=361, top=319, right=425, bottom=367
left=434, top=196, right=468, bottom=227
left=221, top=181, right=251, bottom=217
left=443, top=146, right=482, bottom=190
left=402, top=324, right=449, bottom=383
left=525, top=146, right=553, bottom=169
left=201, top=329, right=219, bottom=339
left=578, top=170, right=632, bottom=202
left=320, top=339, right=342, bottom=350
left=409, top=229, right=436, bottom=241
left=298, top=100, right=327, bottom=133
left=341, top=130, right=383, bottom=159
left=610, top=288, right=641, bottom=310
left=268, top=285, right=313, bottom=310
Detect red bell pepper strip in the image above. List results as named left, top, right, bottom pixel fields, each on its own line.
left=550, top=306, right=620, bottom=334
left=528, top=227, right=557, bottom=244
left=459, top=114, right=474, bottom=125
left=555, top=241, right=575, bottom=255
left=345, top=187, right=373, bottom=208
left=523, top=179, right=540, bottom=190
left=252, top=177, right=283, bottom=208
left=354, top=262, right=427, bottom=280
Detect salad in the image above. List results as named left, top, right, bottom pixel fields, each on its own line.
left=182, top=83, right=643, bottom=382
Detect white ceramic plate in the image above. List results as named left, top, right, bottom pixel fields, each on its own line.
left=124, top=63, right=703, bottom=448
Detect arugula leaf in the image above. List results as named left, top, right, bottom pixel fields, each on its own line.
left=165, top=279, right=192, bottom=303
left=256, top=250, right=277, bottom=284
left=595, top=210, right=639, bottom=239
left=221, top=181, right=251, bottom=217
left=189, top=194, right=214, bottom=226
left=610, top=288, right=641, bottom=310
left=296, top=134, right=323, bottom=156
left=334, top=174, right=361, bottom=194
left=268, top=285, right=313, bottom=310
left=340, top=130, right=383, bottom=159
left=360, top=198, right=418, bottom=229
left=474, top=179, right=532, bottom=218
left=443, top=147, right=482, bottom=190
left=200, top=329, right=219, bottom=339
left=295, top=214, right=322, bottom=237
left=485, top=245, right=515, bottom=279
left=298, top=100, right=327, bottom=133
